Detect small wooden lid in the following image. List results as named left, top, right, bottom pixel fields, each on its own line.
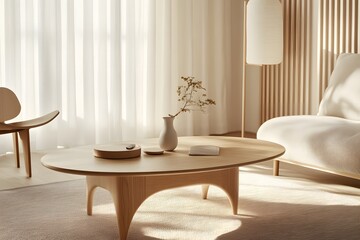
left=93, top=144, right=141, bottom=159
left=143, top=148, right=164, bottom=155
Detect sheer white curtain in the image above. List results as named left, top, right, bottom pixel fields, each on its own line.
left=0, top=0, right=242, bottom=152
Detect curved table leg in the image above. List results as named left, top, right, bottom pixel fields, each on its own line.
left=110, top=178, right=145, bottom=240
left=86, top=176, right=146, bottom=240
left=86, top=167, right=239, bottom=240
left=86, top=177, right=98, bottom=216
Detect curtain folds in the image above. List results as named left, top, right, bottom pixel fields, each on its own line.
left=0, top=0, right=242, bottom=152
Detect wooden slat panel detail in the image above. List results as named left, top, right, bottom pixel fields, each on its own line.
left=261, top=0, right=359, bottom=123
left=318, top=0, right=358, bottom=102
left=261, top=0, right=312, bottom=123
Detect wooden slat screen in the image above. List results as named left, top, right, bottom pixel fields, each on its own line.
left=318, top=0, right=358, bottom=101
left=260, top=0, right=359, bottom=123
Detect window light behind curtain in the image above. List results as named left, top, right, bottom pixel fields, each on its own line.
left=0, top=0, right=241, bottom=152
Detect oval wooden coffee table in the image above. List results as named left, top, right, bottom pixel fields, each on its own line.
left=41, top=136, right=285, bottom=240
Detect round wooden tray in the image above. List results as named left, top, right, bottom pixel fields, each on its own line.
left=93, top=144, right=141, bottom=159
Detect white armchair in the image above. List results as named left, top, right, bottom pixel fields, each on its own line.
left=257, top=53, right=360, bottom=180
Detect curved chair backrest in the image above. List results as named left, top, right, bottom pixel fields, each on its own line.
left=318, top=53, right=360, bottom=121
left=0, top=87, right=21, bottom=122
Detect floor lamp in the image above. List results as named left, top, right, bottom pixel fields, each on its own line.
left=241, top=0, right=283, bottom=137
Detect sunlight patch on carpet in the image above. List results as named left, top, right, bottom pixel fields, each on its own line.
left=139, top=213, right=241, bottom=240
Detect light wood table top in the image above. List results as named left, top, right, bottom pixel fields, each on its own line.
left=41, top=136, right=285, bottom=176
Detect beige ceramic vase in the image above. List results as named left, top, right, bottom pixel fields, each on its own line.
left=159, top=116, right=178, bottom=151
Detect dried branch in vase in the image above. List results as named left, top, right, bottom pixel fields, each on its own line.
left=169, top=76, right=216, bottom=118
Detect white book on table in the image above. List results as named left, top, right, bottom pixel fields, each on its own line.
left=189, top=145, right=220, bottom=156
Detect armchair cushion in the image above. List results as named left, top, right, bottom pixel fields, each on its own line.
left=318, top=53, right=360, bottom=121
left=257, top=115, right=360, bottom=176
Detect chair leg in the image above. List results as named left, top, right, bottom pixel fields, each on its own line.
left=201, top=185, right=210, bottom=199
left=18, top=129, right=32, bottom=178
left=273, top=160, right=280, bottom=176
left=12, top=132, right=20, bottom=168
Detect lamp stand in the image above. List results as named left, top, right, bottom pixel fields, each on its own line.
left=241, top=0, right=248, bottom=138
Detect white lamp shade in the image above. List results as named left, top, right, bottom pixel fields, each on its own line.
left=246, top=0, right=283, bottom=65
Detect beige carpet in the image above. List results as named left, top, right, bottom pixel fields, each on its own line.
left=0, top=151, right=83, bottom=190
left=0, top=153, right=359, bottom=240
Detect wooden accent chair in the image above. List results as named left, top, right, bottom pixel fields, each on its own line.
left=257, top=53, right=360, bottom=180
left=0, top=87, right=59, bottom=177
